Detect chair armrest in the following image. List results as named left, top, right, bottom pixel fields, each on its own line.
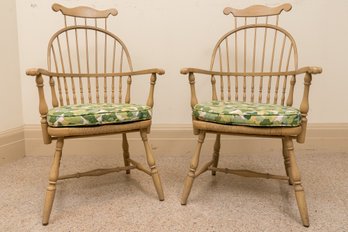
left=26, top=68, right=165, bottom=77
left=181, top=68, right=223, bottom=76
left=26, top=68, right=49, bottom=76
left=295, top=66, right=322, bottom=75
left=181, top=67, right=322, bottom=76
left=129, top=68, right=165, bottom=76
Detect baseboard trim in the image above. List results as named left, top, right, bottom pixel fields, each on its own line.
left=0, top=127, right=25, bottom=164
left=23, top=123, right=348, bottom=157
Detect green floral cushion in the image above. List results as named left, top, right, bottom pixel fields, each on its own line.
left=47, top=103, right=151, bottom=127
left=193, top=101, right=301, bottom=127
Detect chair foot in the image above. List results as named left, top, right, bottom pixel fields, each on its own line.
left=295, top=188, right=310, bottom=227
left=42, top=185, right=57, bottom=225
left=181, top=174, right=195, bottom=205
left=151, top=170, right=164, bottom=201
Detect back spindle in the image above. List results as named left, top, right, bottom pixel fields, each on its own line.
left=234, top=17, right=239, bottom=101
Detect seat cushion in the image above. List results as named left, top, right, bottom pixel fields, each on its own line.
left=47, top=103, right=151, bottom=127
left=193, top=101, right=301, bottom=127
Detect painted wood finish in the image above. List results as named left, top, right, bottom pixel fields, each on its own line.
left=181, top=3, right=321, bottom=227
left=27, top=3, right=165, bottom=225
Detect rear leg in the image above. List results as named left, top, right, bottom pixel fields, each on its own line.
left=282, top=138, right=293, bottom=185
left=122, top=133, right=131, bottom=174
left=211, top=134, right=221, bottom=176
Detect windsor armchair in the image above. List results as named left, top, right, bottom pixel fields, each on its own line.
left=180, top=4, right=321, bottom=227
left=26, top=3, right=164, bottom=225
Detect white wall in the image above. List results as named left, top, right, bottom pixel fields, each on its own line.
left=16, top=0, right=348, bottom=125
left=0, top=1, right=23, bottom=132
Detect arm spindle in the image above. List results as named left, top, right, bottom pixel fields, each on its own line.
left=36, top=74, right=52, bottom=144
left=211, top=75, right=218, bottom=101
left=297, top=72, right=312, bottom=143
left=146, top=73, right=157, bottom=108
left=125, top=76, right=132, bottom=104
left=49, top=77, right=59, bottom=107
left=189, top=73, right=199, bottom=109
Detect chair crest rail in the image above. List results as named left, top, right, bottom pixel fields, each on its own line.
left=181, top=4, right=322, bottom=227
left=223, top=4, right=292, bottom=17
left=52, top=3, right=117, bottom=18
left=28, top=4, right=165, bottom=226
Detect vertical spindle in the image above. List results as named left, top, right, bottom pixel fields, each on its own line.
left=119, top=48, right=124, bottom=103
left=95, top=19, right=99, bottom=103
left=218, top=46, right=224, bottom=101
left=104, top=19, right=108, bottom=103
left=251, top=18, right=258, bottom=102
left=234, top=18, right=239, bottom=101
left=225, top=39, right=231, bottom=101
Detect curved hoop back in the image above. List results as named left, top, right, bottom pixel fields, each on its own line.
left=209, top=4, right=298, bottom=106
left=46, top=4, right=133, bottom=106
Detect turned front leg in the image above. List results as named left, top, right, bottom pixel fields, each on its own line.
left=140, top=129, right=164, bottom=201
left=42, top=138, right=64, bottom=225
left=181, top=131, right=206, bottom=205
left=285, top=137, right=309, bottom=227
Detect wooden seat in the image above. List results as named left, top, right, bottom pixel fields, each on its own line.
left=180, top=4, right=322, bottom=227
left=26, top=3, right=164, bottom=225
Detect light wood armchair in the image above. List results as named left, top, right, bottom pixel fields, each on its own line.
left=26, top=3, right=164, bottom=225
left=180, top=4, right=322, bottom=227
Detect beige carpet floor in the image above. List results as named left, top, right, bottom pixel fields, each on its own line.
left=0, top=149, right=347, bottom=231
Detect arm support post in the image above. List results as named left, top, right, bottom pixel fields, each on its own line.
left=36, top=74, right=52, bottom=144
left=146, top=73, right=157, bottom=108
left=189, top=72, right=198, bottom=109
left=297, top=72, right=312, bottom=143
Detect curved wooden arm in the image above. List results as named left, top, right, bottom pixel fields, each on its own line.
left=295, top=66, right=322, bottom=75
left=26, top=68, right=165, bottom=77
left=180, top=67, right=322, bottom=76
